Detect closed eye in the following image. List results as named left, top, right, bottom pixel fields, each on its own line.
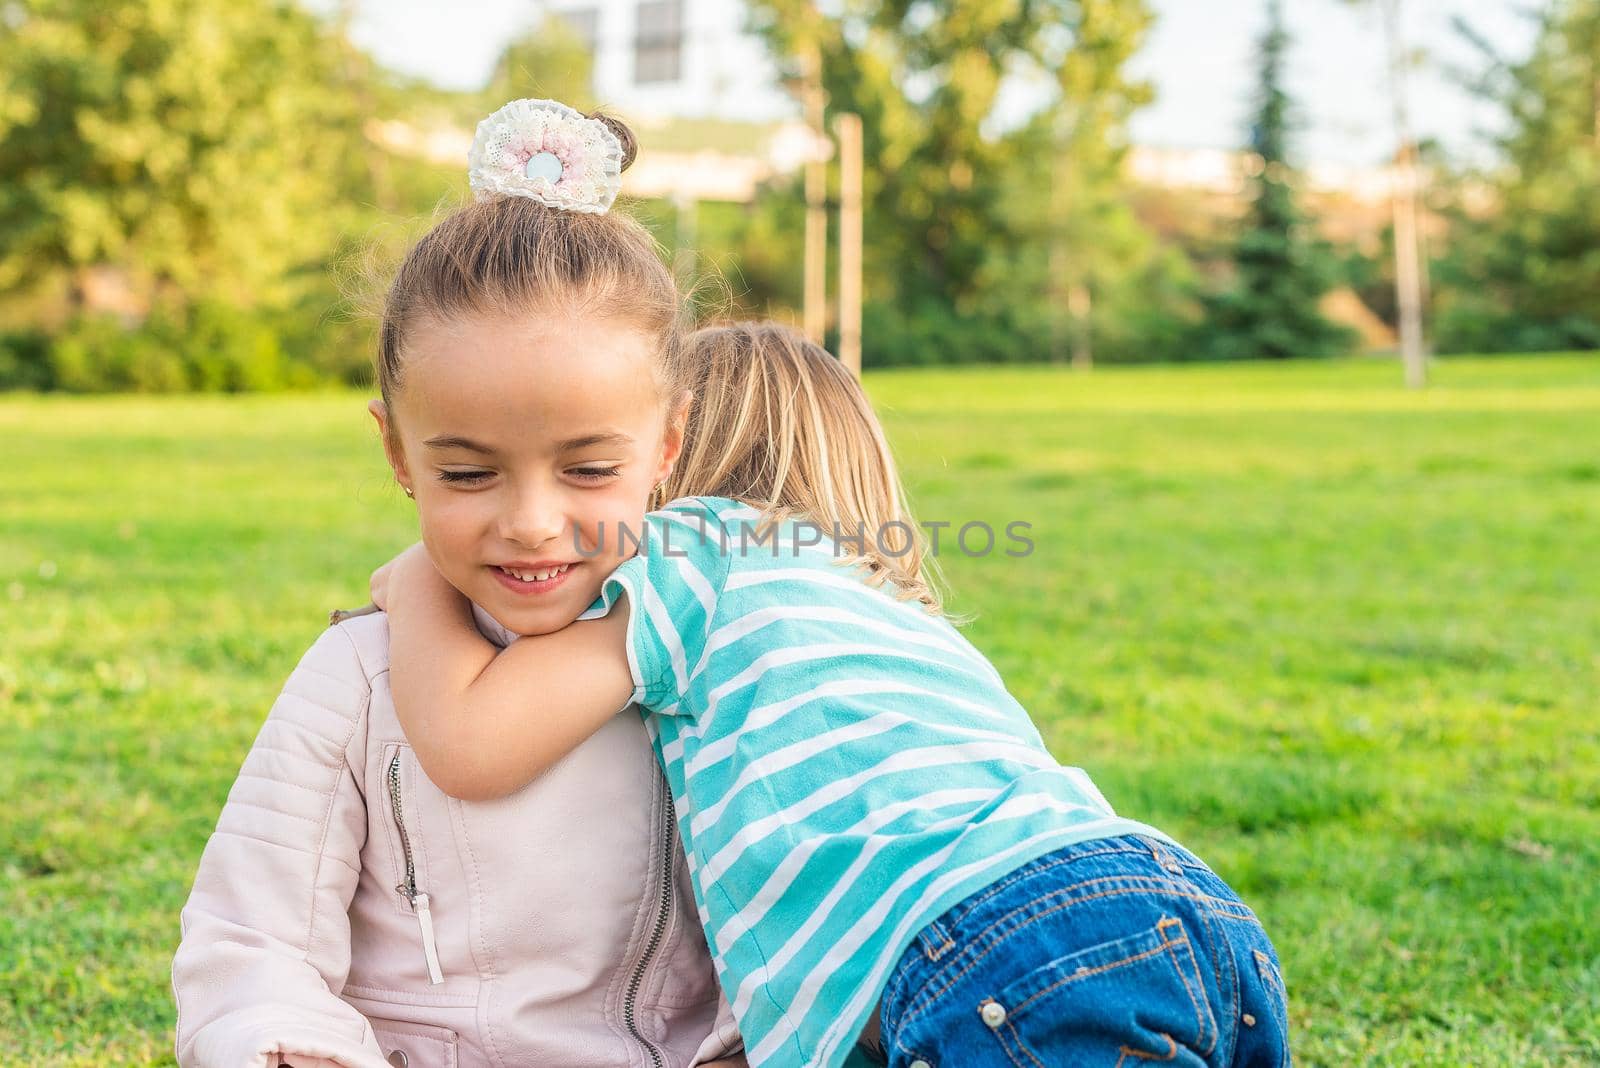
left=437, top=469, right=492, bottom=484
left=568, top=465, right=622, bottom=482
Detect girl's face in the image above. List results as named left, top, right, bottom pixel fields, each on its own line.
left=372, top=310, right=684, bottom=637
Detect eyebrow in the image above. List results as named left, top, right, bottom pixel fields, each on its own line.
left=557, top=431, right=634, bottom=451
left=423, top=435, right=494, bottom=453
left=422, top=431, right=635, bottom=453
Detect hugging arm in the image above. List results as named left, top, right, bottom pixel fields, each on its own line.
left=383, top=545, right=637, bottom=801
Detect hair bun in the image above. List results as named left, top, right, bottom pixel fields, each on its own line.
left=588, top=111, right=638, bottom=172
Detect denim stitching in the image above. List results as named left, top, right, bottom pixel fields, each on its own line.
left=1009, top=926, right=1181, bottom=1017
left=999, top=1017, right=1046, bottom=1068
left=1254, top=950, right=1291, bottom=1068
left=1183, top=884, right=1229, bottom=1057
left=938, top=841, right=1149, bottom=929
left=900, top=878, right=1253, bottom=1029
left=1115, top=1033, right=1179, bottom=1065
left=1255, top=950, right=1287, bottom=998
left=1159, top=922, right=1209, bottom=1052
left=921, top=918, right=956, bottom=962
left=1209, top=907, right=1264, bottom=926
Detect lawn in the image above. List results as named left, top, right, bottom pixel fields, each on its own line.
left=2, top=353, right=1597, bottom=1065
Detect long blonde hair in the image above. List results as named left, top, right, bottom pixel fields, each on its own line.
left=663, top=322, right=945, bottom=612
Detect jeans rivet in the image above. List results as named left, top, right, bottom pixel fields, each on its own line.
left=980, top=1001, right=1008, bottom=1029
left=387, top=1051, right=409, bottom=1068
left=1242, top=1013, right=1257, bottom=1027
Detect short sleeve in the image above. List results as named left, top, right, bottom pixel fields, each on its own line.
left=580, top=498, right=730, bottom=712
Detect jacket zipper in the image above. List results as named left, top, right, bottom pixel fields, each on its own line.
left=387, top=751, right=444, bottom=985
left=621, top=769, right=675, bottom=1068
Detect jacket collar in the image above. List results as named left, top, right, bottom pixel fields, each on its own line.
left=471, top=603, right=517, bottom=650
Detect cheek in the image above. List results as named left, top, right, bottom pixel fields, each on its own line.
left=416, top=494, right=492, bottom=555
left=573, top=483, right=652, bottom=550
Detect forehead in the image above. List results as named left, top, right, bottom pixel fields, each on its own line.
left=396, top=311, right=661, bottom=443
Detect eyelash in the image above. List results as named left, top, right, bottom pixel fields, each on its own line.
left=434, top=467, right=622, bottom=484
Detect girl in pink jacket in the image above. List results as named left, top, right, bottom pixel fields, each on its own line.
left=171, top=103, right=744, bottom=1068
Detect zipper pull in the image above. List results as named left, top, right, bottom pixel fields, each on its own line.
left=413, top=892, right=444, bottom=985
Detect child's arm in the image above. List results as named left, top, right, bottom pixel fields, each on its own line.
left=383, top=544, right=637, bottom=802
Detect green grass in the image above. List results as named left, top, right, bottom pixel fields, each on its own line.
left=3, top=354, right=1598, bottom=1065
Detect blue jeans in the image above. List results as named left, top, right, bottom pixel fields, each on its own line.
left=873, top=835, right=1291, bottom=1067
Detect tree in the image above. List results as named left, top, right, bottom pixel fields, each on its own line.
left=1196, top=0, right=1354, bottom=360
left=0, top=0, right=378, bottom=318
left=747, top=0, right=1162, bottom=362
left=1433, top=0, right=1600, bottom=353
left=482, top=17, right=596, bottom=115
left=1032, top=0, right=1157, bottom=367
left=1343, top=0, right=1430, bottom=385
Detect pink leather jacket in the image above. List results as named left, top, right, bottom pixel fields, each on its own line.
left=172, top=609, right=741, bottom=1068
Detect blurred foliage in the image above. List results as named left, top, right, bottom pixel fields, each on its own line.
left=1188, top=0, right=1355, bottom=360
left=482, top=16, right=596, bottom=116
left=0, top=0, right=367, bottom=310
left=1, top=0, right=1597, bottom=389
left=0, top=0, right=460, bottom=391
left=746, top=0, right=1205, bottom=368
left=1431, top=0, right=1600, bottom=354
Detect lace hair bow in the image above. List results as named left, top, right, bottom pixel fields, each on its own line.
left=467, top=99, right=625, bottom=214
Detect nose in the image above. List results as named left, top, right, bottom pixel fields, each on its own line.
left=498, top=483, right=565, bottom=550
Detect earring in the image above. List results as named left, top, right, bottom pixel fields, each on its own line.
left=402, top=485, right=415, bottom=499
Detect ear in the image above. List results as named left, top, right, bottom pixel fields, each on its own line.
left=369, top=398, right=413, bottom=495
left=654, top=389, right=693, bottom=483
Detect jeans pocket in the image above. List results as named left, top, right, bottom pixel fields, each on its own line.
left=979, top=915, right=1217, bottom=1068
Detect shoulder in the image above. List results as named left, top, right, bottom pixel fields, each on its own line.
left=239, top=616, right=384, bottom=777
left=653, top=495, right=755, bottom=530
left=329, top=610, right=391, bottom=677
left=284, top=613, right=388, bottom=716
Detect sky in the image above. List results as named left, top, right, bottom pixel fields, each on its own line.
left=323, top=0, right=1542, bottom=168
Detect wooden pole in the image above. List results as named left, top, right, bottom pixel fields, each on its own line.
left=1384, top=0, right=1426, bottom=388
left=835, top=112, right=863, bottom=375
left=802, top=44, right=827, bottom=344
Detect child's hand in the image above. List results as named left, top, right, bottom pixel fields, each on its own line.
left=370, top=542, right=429, bottom=610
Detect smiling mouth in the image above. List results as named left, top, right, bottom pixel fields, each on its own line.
left=496, top=563, right=573, bottom=583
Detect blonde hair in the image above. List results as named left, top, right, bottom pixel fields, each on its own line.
left=375, top=113, right=688, bottom=413
left=664, top=322, right=945, bottom=612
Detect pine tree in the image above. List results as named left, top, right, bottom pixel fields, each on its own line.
left=1434, top=0, right=1600, bottom=353
left=1198, top=0, right=1354, bottom=360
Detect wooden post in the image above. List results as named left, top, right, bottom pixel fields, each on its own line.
left=802, top=44, right=827, bottom=345
left=835, top=112, right=863, bottom=375
left=1384, top=0, right=1426, bottom=388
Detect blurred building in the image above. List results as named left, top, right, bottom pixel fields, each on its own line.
left=533, top=0, right=820, bottom=204
left=540, top=0, right=791, bottom=124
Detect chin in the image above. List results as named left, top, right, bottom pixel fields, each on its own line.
left=497, top=595, right=597, bottom=638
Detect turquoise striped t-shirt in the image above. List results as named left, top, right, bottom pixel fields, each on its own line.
left=582, top=496, right=1168, bottom=1067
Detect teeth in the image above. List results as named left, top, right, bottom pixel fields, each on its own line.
left=503, top=564, right=569, bottom=583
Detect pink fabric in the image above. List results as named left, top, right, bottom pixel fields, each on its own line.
left=173, top=610, right=741, bottom=1068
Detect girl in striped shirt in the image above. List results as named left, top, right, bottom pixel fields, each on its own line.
left=375, top=323, right=1292, bottom=1068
